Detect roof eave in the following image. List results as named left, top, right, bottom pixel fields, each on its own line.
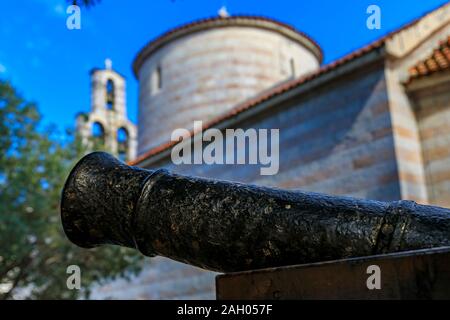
left=131, top=15, right=323, bottom=78
left=130, top=44, right=386, bottom=168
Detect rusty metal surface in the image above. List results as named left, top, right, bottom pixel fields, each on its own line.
left=216, top=247, right=450, bottom=300
left=61, top=152, right=450, bottom=273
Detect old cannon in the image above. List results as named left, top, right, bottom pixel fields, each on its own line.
left=61, top=152, right=450, bottom=273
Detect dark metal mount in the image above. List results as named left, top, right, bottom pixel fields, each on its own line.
left=216, top=247, right=450, bottom=299
left=61, top=152, right=450, bottom=273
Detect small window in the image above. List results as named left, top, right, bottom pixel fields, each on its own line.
left=152, top=65, right=162, bottom=95
left=290, top=58, right=296, bottom=77
left=156, top=66, right=162, bottom=90
left=106, top=79, right=115, bottom=110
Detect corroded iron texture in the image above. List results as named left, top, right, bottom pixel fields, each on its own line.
left=61, top=152, right=450, bottom=272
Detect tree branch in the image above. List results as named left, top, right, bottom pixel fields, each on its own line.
left=1, top=256, right=31, bottom=300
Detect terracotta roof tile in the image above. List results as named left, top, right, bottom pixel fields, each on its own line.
left=408, top=36, right=450, bottom=82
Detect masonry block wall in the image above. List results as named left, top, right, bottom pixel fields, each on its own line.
left=384, top=23, right=450, bottom=204
left=149, top=60, right=400, bottom=202
left=411, top=79, right=450, bottom=208
left=135, top=19, right=321, bottom=155
left=91, top=257, right=216, bottom=300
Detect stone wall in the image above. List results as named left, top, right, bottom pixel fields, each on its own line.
left=384, top=23, right=450, bottom=204
left=151, top=59, right=399, bottom=201
left=410, top=78, right=450, bottom=208
left=137, top=25, right=320, bottom=154
left=91, top=257, right=216, bottom=300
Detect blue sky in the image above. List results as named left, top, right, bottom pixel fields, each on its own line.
left=0, top=0, right=448, bottom=131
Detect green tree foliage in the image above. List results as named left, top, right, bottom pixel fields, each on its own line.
left=70, top=0, right=101, bottom=7
left=0, top=80, right=143, bottom=299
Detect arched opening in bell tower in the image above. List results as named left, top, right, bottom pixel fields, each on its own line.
left=106, top=79, right=115, bottom=110
left=117, top=127, right=129, bottom=161
left=92, top=122, right=105, bottom=145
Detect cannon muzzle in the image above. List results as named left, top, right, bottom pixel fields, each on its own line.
left=61, top=152, right=450, bottom=272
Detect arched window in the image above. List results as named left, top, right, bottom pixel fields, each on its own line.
left=92, top=122, right=105, bottom=144
left=106, top=79, right=115, bottom=110
left=117, top=127, right=128, bottom=161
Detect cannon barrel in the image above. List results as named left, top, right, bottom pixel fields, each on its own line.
left=61, top=152, right=450, bottom=272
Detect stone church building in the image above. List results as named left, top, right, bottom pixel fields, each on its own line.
left=85, top=4, right=450, bottom=299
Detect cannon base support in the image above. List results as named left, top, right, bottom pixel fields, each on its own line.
left=216, top=246, right=450, bottom=300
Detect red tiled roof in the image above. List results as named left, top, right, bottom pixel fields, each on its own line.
left=407, top=36, right=450, bottom=82
left=129, top=4, right=449, bottom=167
left=132, top=15, right=323, bottom=76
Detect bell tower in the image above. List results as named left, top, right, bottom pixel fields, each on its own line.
left=76, top=59, right=137, bottom=161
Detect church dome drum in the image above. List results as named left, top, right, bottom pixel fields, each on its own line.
left=133, top=15, right=322, bottom=155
